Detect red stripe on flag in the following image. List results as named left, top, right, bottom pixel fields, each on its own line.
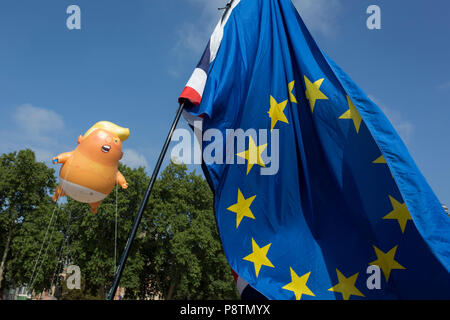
left=231, top=269, right=239, bottom=282
left=179, top=86, right=202, bottom=106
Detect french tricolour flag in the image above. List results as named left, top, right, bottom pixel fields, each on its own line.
left=178, top=0, right=266, bottom=300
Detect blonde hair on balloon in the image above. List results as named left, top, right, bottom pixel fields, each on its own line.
left=83, top=121, right=130, bottom=141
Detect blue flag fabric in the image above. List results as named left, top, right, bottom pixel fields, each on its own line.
left=179, top=0, right=450, bottom=300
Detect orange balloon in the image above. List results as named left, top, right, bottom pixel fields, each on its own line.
left=52, top=122, right=130, bottom=214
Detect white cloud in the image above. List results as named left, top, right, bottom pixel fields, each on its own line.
left=438, top=81, right=450, bottom=90
left=175, top=0, right=224, bottom=57
left=31, top=148, right=56, bottom=163
left=176, top=0, right=342, bottom=59
left=0, top=105, right=150, bottom=170
left=12, top=104, right=65, bottom=146
left=292, top=0, right=343, bottom=36
left=368, top=95, right=414, bottom=144
left=121, top=149, right=149, bottom=169
left=0, top=105, right=151, bottom=172
left=0, top=104, right=68, bottom=163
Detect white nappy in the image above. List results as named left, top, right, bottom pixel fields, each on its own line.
left=60, top=178, right=108, bottom=203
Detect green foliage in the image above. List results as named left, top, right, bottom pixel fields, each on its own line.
left=60, top=164, right=149, bottom=299
left=0, top=149, right=56, bottom=215
left=0, top=150, right=238, bottom=300
left=6, top=201, right=66, bottom=292
left=140, top=164, right=238, bottom=299
left=0, top=149, right=58, bottom=293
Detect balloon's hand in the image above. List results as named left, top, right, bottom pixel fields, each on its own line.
left=116, top=171, right=128, bottom=190
left=52, top=152, right=73, bottom=165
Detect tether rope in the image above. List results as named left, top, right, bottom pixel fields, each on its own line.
left=27, top=158, right=121, bottom=297
left=49, top=208, right=73, bottom=291
left=28, top=205, right=58, bottom=290
left=115, top=182, right=118, bottom=269
left=27, top=156, right=74, bottom=294
left=29, top=210, right=59, bottom=289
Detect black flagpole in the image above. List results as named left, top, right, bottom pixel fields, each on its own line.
left=107, top=102, right=185, bottom=300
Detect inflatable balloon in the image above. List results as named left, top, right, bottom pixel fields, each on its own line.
left=52, top=121, right=130, bottom=214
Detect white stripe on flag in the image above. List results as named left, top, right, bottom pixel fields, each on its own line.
left=209, top=0, right=242, bottom=63
left=236, top=275, right=249, bottom=295
left=186, top=67, right=207, bottom=99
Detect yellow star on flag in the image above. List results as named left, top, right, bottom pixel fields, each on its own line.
left=288, top=80, right=297, bottom=103
left=339, top=95, right=362, bottom=133
left=369, top=245, right=406, bottom=282
left=373, top=154, right=394, bottom=178
left=227, top=189, right=256, bottom=228
left=243, top=238, right=274, bottom=277
left=328, top=269, right=365, bottom=300
left=236, top=136, right=267, bottom=175
left=267, top=96, right=289, bottom=131
left=304, top=75, right=328, bottom=113
left=373, top=155, right=387, bottom=164
left=383, top=196, right=412, bottom=234
left=282, top=268, right=315, bottom=300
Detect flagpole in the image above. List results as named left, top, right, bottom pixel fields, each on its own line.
left=107, top=102, right=185, bottom=300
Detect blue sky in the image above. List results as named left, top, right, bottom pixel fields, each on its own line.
left=0, top=0, right=449, bottom=205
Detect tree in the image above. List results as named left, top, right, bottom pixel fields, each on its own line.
left=0, top=150, right=238, bottom=300
left=140, top=163, right=238, bottom=300
left=60, top=162, right=237, bottom=300
left=0, top=149, right=57, bottom=293
left=6, top=200, right=67, bottom=294
left=58, top=163, right=149, bottom=299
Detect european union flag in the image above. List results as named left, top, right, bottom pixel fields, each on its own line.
left=179, top=0, right=450, bottom=299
